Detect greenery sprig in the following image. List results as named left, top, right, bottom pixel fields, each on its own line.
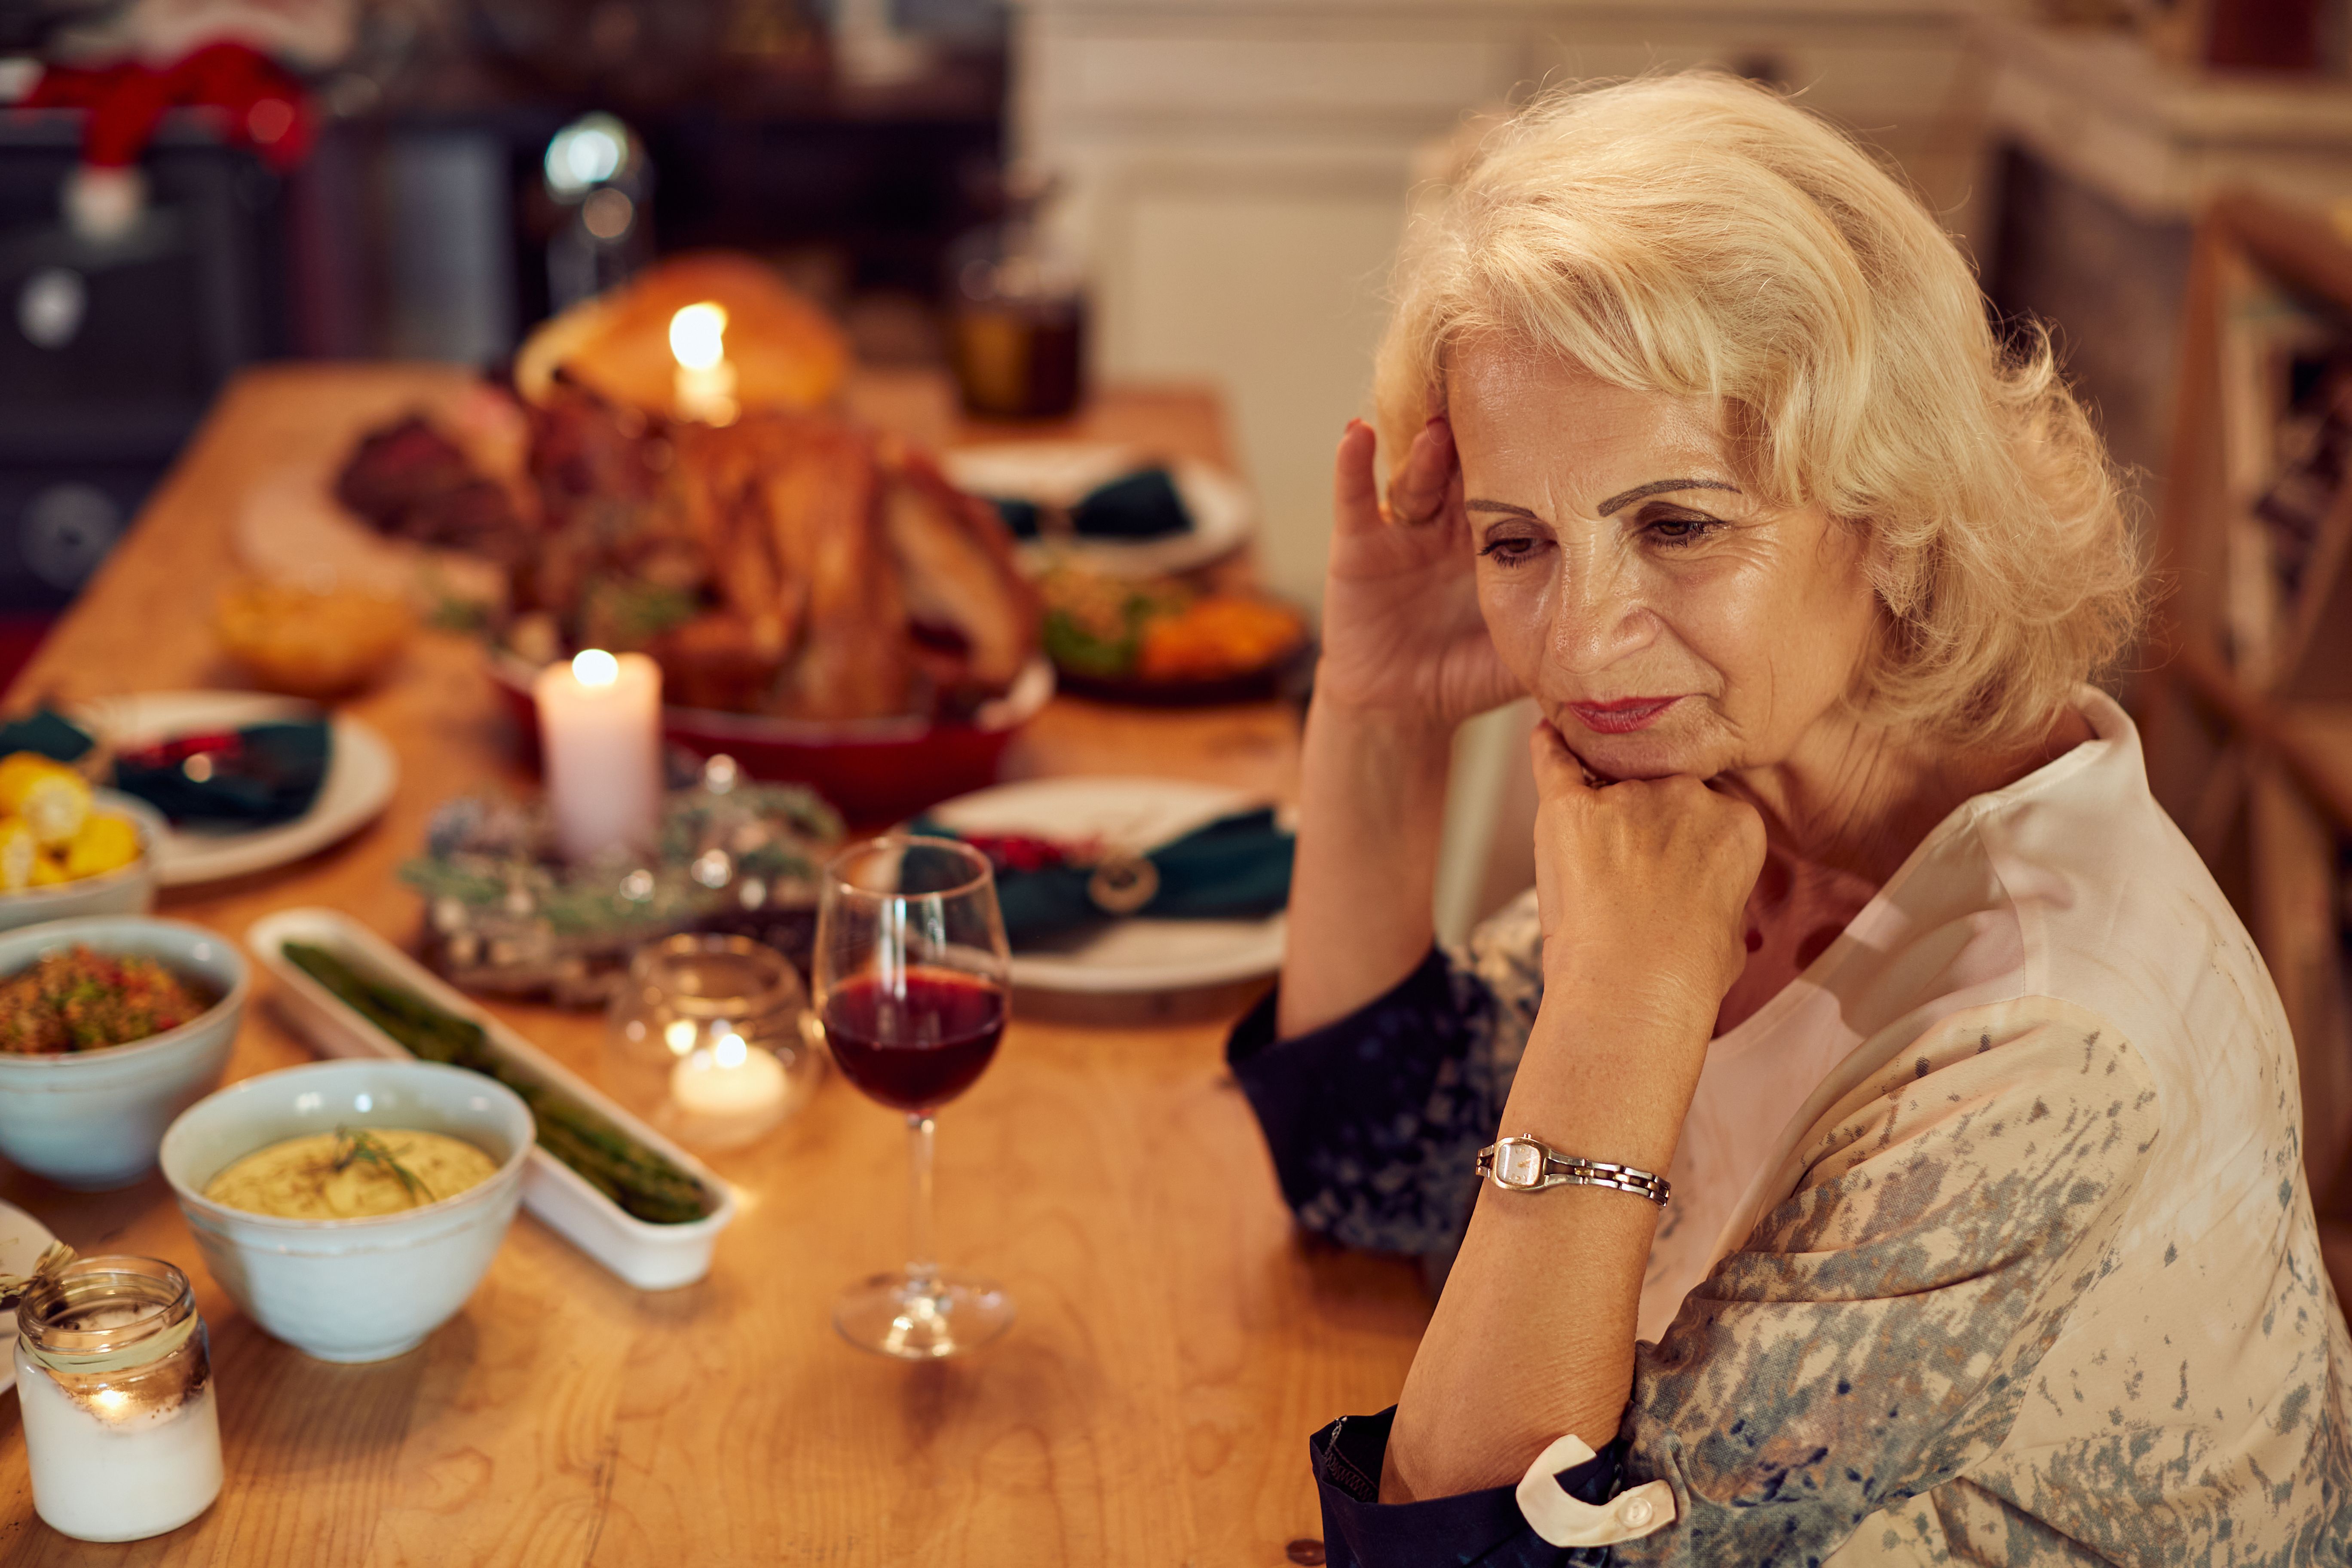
left=331, top=1127, right=429, bottom=1205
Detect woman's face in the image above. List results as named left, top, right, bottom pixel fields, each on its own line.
left=1449, top=338, right=1882, bottom=781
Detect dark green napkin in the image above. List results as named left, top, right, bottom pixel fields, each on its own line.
left=989, top=466, right=1192, bottom=543
left=1072, top=468, right=1189, bottom=540
left=992, top=496, right=1044, bottom=538
left=0, top=710, right=95, bottom=764
left=112, top=721, right=332, bottom=827
left=912, top=807, right=1292, bottom=946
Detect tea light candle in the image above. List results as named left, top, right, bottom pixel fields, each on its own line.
left=535, top=649, right=663, bottom=864
left=670, top=1032, right=790, bottom=1146
left=671, top=302, right=738, bottom=426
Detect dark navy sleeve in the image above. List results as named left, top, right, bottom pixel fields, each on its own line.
left=1312, top=1406, right=1623, bottom=1567
left=1227, top=925, right=1542, bottom=1254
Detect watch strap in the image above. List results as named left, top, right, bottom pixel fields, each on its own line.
left=1476, top=1136, right=1670, bottom=1206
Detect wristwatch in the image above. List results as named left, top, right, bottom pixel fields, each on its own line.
left=1475, top=1136, right=1671, bottom=1206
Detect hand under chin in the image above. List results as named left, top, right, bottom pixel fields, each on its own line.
left=1553, top=729, right=1730, bottom=787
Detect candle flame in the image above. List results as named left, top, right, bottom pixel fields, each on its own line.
left=714, top=1033, right=747, bottom=1069
left=669, top=303, right=728, bottom=372
left=664, top=1020, right=698, bottom=1056
left=572, top=649, right=620, bottom=687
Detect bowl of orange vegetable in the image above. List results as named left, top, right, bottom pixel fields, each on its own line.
left=1038, top=567, right=1310, bottom=705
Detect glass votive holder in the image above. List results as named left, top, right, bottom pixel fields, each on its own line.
left=604, top=932, right=821, bottom=1150
left=15, top=1255, right=223, bottom=1543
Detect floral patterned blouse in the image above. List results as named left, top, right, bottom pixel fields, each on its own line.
left=1230, top=691, right=2352, bottom=1565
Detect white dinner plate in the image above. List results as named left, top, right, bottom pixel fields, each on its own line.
left=73, top=692, right=399, bottom=887
left=940, top=442, right=1256, bottom=579
left=925, top=776, right=1286, bottom=994
left=0, top=1200, right=61, bottom=1393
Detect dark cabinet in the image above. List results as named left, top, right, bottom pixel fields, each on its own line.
left=0, top=114, right=287, bottom=610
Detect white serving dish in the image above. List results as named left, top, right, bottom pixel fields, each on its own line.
left=245, top=908, right=735, bottom=1290
left=0, top=1200, right=58, bottom=1394
left=0, top=915, right=245, bottom=1189
left=0, top=791, right=166, bottom=933
left=159, top=1059, right=531, bottom=1362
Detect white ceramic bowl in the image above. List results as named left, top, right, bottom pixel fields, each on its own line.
left=0, top=915, right=245, bottom=1189
left=159, top=1060, right=531, bottom=1363
left=0, top=791, right=164, bottom=933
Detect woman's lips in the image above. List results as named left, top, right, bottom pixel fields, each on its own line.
left=1566, top=696, right=1681, bottom=734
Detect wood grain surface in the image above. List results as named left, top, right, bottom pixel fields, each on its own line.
left=0, top=366, right=1426, bottom=1567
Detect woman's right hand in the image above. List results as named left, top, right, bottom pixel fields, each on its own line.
left=1314, top=417, right=1523, bottom=728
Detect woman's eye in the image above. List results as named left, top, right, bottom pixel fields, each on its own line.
left=1478, top=535, right=1545, bottom=566
left=1642, top=511, right=1722, bottom=548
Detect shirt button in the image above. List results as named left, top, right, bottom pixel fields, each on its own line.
left=1619, top=1496, right=1654, bottom=1528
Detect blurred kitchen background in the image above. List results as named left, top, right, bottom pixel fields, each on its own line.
left=3, top=0, right=2346, bottom=625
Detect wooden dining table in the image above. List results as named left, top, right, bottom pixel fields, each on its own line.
left=0, top=365, right=1430, bottom=1566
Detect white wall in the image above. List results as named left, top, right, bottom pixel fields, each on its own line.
left=1117, top=187, right=1406, bottom=597
left=1014, top=0, right=1990, bottom=612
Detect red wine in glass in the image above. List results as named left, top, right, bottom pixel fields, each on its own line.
left=817, top=834, right=1015, bottom=1359
left=823, top=968, right=1007, bottom=1113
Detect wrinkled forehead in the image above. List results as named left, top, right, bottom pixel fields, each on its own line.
left=1441, top=337, right=1750, bottom=502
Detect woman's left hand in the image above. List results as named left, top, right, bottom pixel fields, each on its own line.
left=1527, top=721, right=1767, bottom=1044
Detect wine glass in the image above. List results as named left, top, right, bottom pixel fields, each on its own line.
left=815, top=836, right=1014, bottom=1358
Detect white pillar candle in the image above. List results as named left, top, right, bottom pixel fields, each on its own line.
left=670, top=302, right=738, bottom=426
left=535, top=649, right=663, bottom=864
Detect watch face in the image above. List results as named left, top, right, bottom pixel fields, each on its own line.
left=1495, top=1139, right=1546, bottom=1188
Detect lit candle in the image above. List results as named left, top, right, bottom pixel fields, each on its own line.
left=15, top=1256, right=223, bottom=1544
left=534, top=648, right=663, bottom=864
left=670, top=302, right=738, bottom=426
left=668, top=1031, right=790, bottom=1148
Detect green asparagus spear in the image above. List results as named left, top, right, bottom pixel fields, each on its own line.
left=282, top=943, right=713, bottom=1225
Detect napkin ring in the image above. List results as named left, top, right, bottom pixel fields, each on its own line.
left=1087, top=854, right=1159, bottom=915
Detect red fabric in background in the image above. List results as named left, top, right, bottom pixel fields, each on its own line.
left=22, top=41, right=312, bottom=171
left=0, top=617, right=53, bottom=698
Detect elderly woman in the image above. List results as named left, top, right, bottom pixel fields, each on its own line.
left=1230, top=73, right=2351, bottom=1564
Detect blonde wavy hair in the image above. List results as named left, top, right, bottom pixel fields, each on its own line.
left=1375, top=72, right=2143, bottom=746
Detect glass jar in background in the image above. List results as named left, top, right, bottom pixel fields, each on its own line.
left=947, top=171, right=1088, bottom=421
left=604, top=932, right=821, bottom=1150
left=15, top=1256, right=222, bottom=1543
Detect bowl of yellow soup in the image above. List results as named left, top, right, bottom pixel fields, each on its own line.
left=158, top=1059, right=532, bottom=1362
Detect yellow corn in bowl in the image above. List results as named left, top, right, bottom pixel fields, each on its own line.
left=0, top=754, right=88, bottom=847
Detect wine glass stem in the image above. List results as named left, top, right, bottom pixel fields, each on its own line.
left=905, top=1112, right=938, bottom=1296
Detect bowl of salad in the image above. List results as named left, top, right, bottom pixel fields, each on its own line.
left=0, top=917, right=246, bottom=1188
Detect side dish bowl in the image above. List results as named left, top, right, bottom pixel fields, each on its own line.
left=0, top=915, right=244, bottom=1189
left=0, top=791, right=165, bottom=932
left=158, top=1059, right=533, bottom=1363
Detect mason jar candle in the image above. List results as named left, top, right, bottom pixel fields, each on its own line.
left=14, top=1256, right=222, bottom=1542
